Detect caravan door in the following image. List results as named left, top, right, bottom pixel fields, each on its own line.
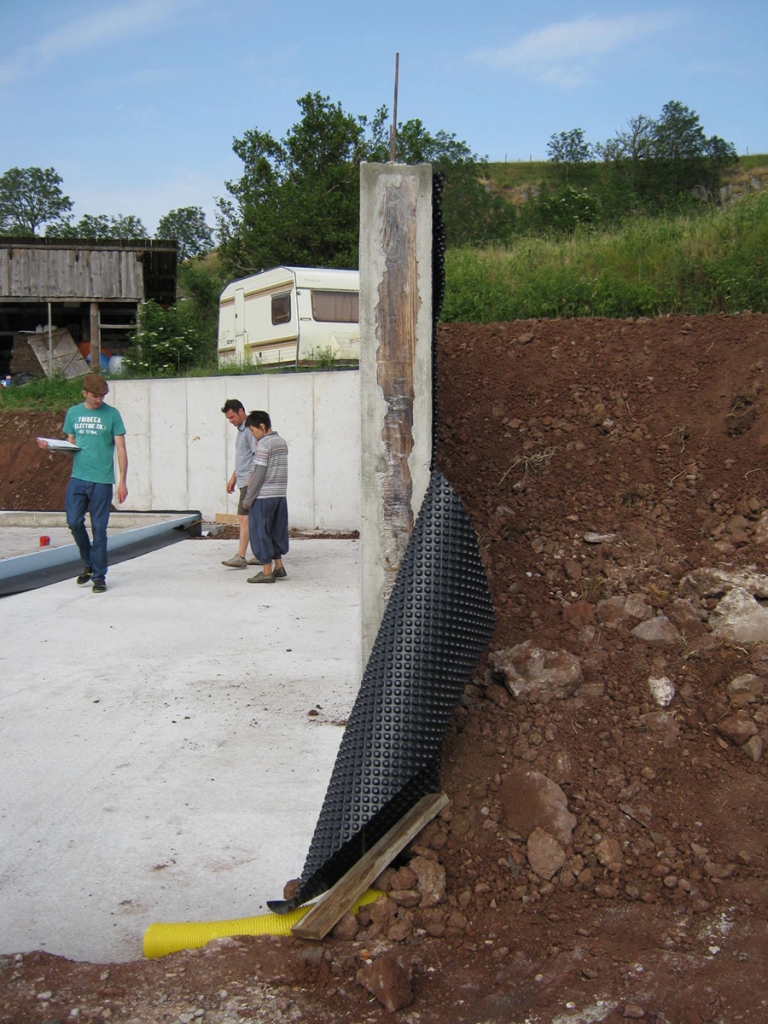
left=234, top=287, right=246, bottom=347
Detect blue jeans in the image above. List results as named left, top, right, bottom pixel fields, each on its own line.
left=65, top=478, right=113, bottom=581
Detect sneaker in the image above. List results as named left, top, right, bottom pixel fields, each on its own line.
left=247, top=571, right=275, bottom=584
left=76, top=569, right=92, bottom=585
left=273, top=566, right=288, bottom=579
left=92, top=578, right=107, bottom=594
left=246, top=555, right=259, bottom=565
left=221, top=554, right=247, bottom=568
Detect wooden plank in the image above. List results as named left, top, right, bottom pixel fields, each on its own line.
left=291, top=791, right=448, bottom=942
left=26, top=330, right=89, bottom=379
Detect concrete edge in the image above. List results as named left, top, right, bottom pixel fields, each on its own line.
left=0, top=512, right=202, bottom=590
left=0, top=511, right=202, bottom=529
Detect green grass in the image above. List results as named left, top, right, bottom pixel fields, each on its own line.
left=735, top=153, right=768, bottom=172
left=0, top=356, right=359, bottom=410
left=482, top=154, right=768, bottom=197
left=442, top=191, right=768, bottom=322
left=0, top=376, right=85, bottom=412
left=484, top=161, right=552, bottom=192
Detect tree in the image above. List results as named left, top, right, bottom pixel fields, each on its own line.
left=175, top=256, right=226, bottom=364
left=547, top=129, right=593, bottom=183
left=652, top=100, right=707, bottom=161
left=217, top=93, right=514, bottom=276
left=217, top=92, right=375, bottom=277
left=596, top=115, right=655, bottom=165
left=107, top=214, right=148, bottom=238
left=0, top=166, right=73, bottom=235
left=124, top=297, right=212, bottom=377
left=156, top=206, right=214, bottom=260
left=47, top=213, right=149, bottom=239
left=597, top=102, right=738, bottom=210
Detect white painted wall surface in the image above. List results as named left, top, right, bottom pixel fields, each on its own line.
left=109, top=372, right=361, bottom=530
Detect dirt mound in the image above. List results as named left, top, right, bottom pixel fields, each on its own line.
left=0, top=410, right=71, bottom=510
left=2, top=313, right=767, bottom=1024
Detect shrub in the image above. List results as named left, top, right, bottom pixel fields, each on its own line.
left=123, top=299, right=214, bottom=377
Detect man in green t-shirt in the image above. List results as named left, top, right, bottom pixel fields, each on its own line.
left=39, top=373, right=128, bottom=593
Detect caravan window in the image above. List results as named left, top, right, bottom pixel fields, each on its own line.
left=271, top=292, right=292, bottom=325
left=311, top=290, right=359, bottom=323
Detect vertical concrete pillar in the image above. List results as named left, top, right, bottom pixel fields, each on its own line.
left=359, top=163, right=433, bottom=666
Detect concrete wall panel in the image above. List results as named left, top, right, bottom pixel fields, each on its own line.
left=314, top=372, right=361, bottom=531
left=113, top=383, right=151, bottom=510
left=184, top=378, right=226, bottom=513
left=267, top=374, right=314, bottom=530
left=148, top=379, right=188, bottom=509
left=110, top=373, right=360, bottom=530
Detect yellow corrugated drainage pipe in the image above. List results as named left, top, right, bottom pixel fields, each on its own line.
left=143, top=889, right=381, bottom=959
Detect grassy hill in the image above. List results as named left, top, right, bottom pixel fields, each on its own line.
left=482, top=154, right=768, bottom=205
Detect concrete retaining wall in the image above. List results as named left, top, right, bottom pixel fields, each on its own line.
left=109, top=372, right=361, bottom=530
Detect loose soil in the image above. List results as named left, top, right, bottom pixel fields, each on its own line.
left=2, top=313, right=767, bottom=1024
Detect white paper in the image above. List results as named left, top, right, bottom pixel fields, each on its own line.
left=37, top=437, right=81, bottom=451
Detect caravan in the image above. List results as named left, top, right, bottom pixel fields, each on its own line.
left=217, top=266, right=359, bottom=367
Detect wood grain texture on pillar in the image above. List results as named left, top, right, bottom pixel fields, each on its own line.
left=375, top=176, right=419, bottom=601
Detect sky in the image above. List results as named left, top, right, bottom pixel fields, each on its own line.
left=1, top=0, right=766, bottom=235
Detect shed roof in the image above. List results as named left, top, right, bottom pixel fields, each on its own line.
left=0, top=237, right=178, bottom=305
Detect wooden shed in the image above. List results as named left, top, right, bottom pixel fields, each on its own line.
left=0, top=237, right=177, bottom=377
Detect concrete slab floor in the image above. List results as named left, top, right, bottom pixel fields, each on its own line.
left=0, top=535, right=361, bottom=963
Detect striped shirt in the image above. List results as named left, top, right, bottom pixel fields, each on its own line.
left=250, top=431, right=288, bottom=500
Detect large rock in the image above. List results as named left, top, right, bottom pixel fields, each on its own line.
left=527, top=827, right=566, bottom=879
left=709, top=587, right=768, bottom=643
left=499, top=768, right=577, bottom=847
left=751, top=512, right=768, bottom=545
left=681, top=567, right=768, bottom=600
left=596, top=596, right=626, bottom=624
left=356, top=954, right=413, bottom=1013
left=666, top=597, right=706, bottom=636
left=631, top=616, right=680, bottom=644
left=409, top=855, right=446, bottom=908
left=638, top=711, right=680, bottom=748
left=715, top=711, right=758, bottom=746
left=491, top=641, right=582, bottom=699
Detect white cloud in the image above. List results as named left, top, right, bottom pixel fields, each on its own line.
left=0, top=0, right=183, bottom=87
left=471, top=12, right=679, bottom=86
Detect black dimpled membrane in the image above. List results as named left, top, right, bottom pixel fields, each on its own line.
left=268, top=470, right=494, bottom=912
left=267, top=173, right=494, bottom=914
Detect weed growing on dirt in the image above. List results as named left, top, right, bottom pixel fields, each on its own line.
left=726, top=393, right=757, bottom=436
left=620, top=483, right=654, bottom=506
left=675, top=633, right=701, bottom=662
left=579, top=574, right=608, bottom=601
left=498, top=445, right=559, bottom=487
left=307, top=346, right=338, bottom=370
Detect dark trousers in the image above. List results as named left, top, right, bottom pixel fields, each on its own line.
left=65, top=477, right=113, bottom=581
left=249, top=497, right=289, bottom=564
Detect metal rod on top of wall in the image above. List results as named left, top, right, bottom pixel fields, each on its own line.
left=389, top=52, right=399, bottom=163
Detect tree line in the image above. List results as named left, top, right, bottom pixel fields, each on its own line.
left=0, top=96, right=746, bottom=375
left=1, top=96, right=740, bottom=274
left=0, top=166, right=214, bottom=261
left=535, top=100, right=739, bottom=232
